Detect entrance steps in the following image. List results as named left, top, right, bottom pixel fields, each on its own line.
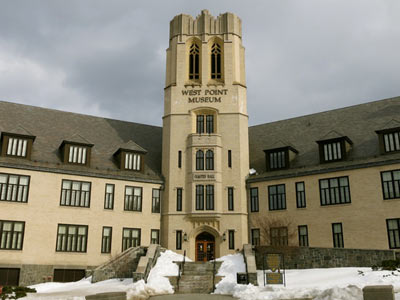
left=169, top=261, right=223, bottom=294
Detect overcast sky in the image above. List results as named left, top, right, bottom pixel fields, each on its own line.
left=1, top=0, right=399, bottom=126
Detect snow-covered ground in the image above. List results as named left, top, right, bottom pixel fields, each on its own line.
left=20, top=251, right=400, bottom=300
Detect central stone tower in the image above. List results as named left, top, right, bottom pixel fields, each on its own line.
left=162, top=10, right=249, bottom=260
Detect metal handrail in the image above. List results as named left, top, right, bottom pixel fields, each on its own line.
left=177, top=250, right=186, bottom=292
left=212, top=257, right=216, bottom=292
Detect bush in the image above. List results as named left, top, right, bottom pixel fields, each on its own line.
left=372, top=259, right=400, bottom=271
left=0, top=286, right=36, bottom=300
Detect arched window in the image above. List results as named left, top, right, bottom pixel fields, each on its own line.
left=196, top=150, right=204, bottom=170
left=206, top=150, right=214, bottom=170
left=189, top=43, right=200, bottom=80
left=211, top=43, right=221, bottom=79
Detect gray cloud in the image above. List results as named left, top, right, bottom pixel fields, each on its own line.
left=0, top=0, right=399, bottom=126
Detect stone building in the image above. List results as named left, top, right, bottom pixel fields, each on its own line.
left=0, top=10, right=399, bottom=286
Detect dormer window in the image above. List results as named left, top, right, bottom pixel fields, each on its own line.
left=264, top=146, right=298, bottom=171
left=60, top=140, right=93, bottom=166
left=125, top=152, right=141, bottom=171
left=317, top=137, right=352, bottom=163
left=1, top=133, right=35, bottom=160
left=376, top=127, right=400, bottom=154
left=114, top=140, right=147, bottom=172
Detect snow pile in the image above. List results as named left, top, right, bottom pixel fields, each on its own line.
left=25, top=250, right=189, bottom=300
left=214, top=253, right=400, bottom=300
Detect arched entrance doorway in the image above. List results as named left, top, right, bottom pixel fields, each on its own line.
left=195, top=232, right=215, bottom=262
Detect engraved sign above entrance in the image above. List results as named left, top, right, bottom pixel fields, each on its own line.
left=193, top=173, right=216, bottom=181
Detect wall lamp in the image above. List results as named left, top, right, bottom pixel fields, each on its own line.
left=222, top=232, right=226, bottom=241
left=183, top=232, right=188, bottom=242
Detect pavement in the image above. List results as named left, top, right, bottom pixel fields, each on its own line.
left=150, top=294, right=236, bottom=300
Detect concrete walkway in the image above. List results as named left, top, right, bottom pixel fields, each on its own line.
left=150, top=294, right=236, bottom=300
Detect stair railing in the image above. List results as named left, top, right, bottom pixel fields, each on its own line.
left=212, top=257, right=216, bottom=292
left=177, top=250, right=186, bottom=292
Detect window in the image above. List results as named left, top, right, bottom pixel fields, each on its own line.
left=270, top=227, right=288, bottom=246
left=211, top=43, right=222, bottom=79
left=196, top=115, right=204, bottom=134
left=383, top=131, right=400, bottom=153
left=251, top=229, right=260, bottom=246
left=68, top=145, right=87, bottom=164
left=205, top=150, right=214, bottom=170
left=381, top=170, right=400, bottom=200
left=206, top=115, right=214, bottom=133
left=177, top=188, right=182, bottom=211
left=196, top=185, right=204, bottom=210
left=298, top=225, right=309, bottom=247
left=228, top=187, right=234, bottom=211
left=125, top=152, right=141, bottom=171
left=60, top=180, right=91, bottom=208
left=386, top=219, right=400, bottom=249
left=0, top=173, right=29, bottom=203
left=319, top=176, right=351, bottom=205
left=317, top=137, right=352, bottom=163
left=56, top=224, right=88, bottom=253
left=249, top=187, right=259, bottom=212
left=176, top=230, right=182, bottom=250
left=228, top=230, right=235, bottom=249
left=228, top=150, right=232, bottom=168
left=323, top=141, right=342, bottom=162
left=104, top=184, right=114, bottom=209
left=268, top=184, right=286, bottom=211
left=196, top=114, right=214, bottom=134
left=196, top=150, right=204, bottom=170
left=0, top=220, right=24, bottom=250
left=296, top=182, right=306, bottom=208
left=6, top=137, right=28, bottom=157
left=206, top=185, right=214, bottom=210
left=151, top=229, right=160, bottom=244
left=268, top=150, right=286, bottom=170
left=178, top=151, right=182, bottom=168
left=124, top=186, right=142, bottom=211
left=189, top=43, right=200, bottom=80
left=122, top=228, right=141, bottom=251
left=152, top=189, right=161, bottom=213
left=332, top=223, right=344, bottom=248
left=101, top=227, right=112, bottom=253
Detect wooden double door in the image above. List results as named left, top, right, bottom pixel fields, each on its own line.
left=196, top=232, right=215, bottom=262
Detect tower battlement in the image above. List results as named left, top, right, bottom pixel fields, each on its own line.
left=169, top=9, right=242, bottom=40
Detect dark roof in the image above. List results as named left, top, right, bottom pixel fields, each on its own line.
left=0, top=101, right=163, bottom=183
left=248, top=96, right=400, bottom=182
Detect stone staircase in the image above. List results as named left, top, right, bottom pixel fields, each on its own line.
left=169, top=261, right=224, bottom=294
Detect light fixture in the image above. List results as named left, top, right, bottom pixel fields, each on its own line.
left=222, top=232, right=226, bottom=241
left=183, top=233, right=188, bottom=241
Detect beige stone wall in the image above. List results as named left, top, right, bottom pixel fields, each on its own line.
left=0, top=167, right=161, bottom=268
left=248, top=163, right=400, bottom=250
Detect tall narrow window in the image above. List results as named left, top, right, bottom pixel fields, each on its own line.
left=56, top=224, right=88, bottom=253
left=124, top=186, right=142, bottom=211
left=122, top=228, right=141, bottom=251
left=205, top=150, right=214, bottom=170
left=386, top=219, right=400, bottom=249
left=211, top=43, right=222, bottom=79
left=104, top=184, right=114, bottom=209
left=178, top=151, right=182, bottom=168
left=152, top=189, right=161, bottom=213
left=101, top=227, right=112, bottom=253
left=151, top=229, right=160, bottom=244
left=268, top=184, right=286, bottom=211
left=176, top=230, right=182, bottom=250
left=196, top=115, right=204, bottom=134
left=0, top=220, right=25, bottom=250
left=206, top=115, right=214, bottom=133
left=177, top=188, right=182, bottom=211
left=251, top=229, right=260, bottom=246
left=228, top=150, right=232, bottom=168
left=250, top=187, right=259, bottom=212
left=228, top=230, right=235, bottom=249
left=298, top=225, right=309, bottom=247
left=296, top=182, right=306, bottom=208
left=228, top=187, right=234, bottom=211
left=196, top=185, right=204, bottom=210
left=332, top=223, right=344, bottom=248
left=196, top=150, right=204, bottom=170
left=381, top=170, right=400, bottom=199
left=206, top=185, right=214, bottom=210
left=189, top=43, right=200, bottom=80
